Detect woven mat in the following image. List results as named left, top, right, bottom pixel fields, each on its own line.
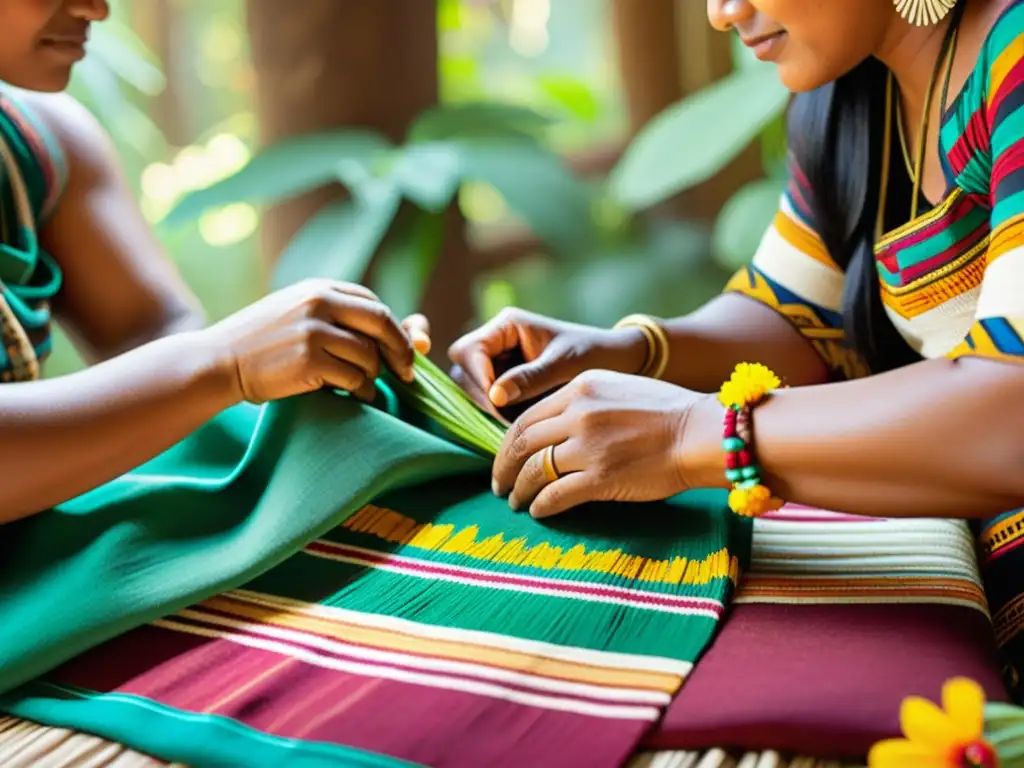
left=0, top=715, right=861, bottom=768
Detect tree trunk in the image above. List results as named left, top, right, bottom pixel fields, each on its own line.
left=612, top=0, right=762, bottom=221
left=129, top=0, right=187, bottom=148
left=245, top=0, right=473, bottom=355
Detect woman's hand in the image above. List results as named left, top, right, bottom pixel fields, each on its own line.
left=202, top=278, right=431, bottom=404
left=491, top=369, right=712, bottom=519
left=447, top=307, right=649, bottom=416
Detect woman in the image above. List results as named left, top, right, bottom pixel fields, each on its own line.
left=446, top=0, right=1024, bottom=724
left=0, top=0, right=431, bottom=525
left=453, top=0, right=1024, bottom=523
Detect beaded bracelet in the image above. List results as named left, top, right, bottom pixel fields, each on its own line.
left=718, top=363, right=785, bottom=518
left=613, top=314, right=669, bottom=380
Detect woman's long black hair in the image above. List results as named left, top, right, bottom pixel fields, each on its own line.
left=787, top=59, right=924, bottom=374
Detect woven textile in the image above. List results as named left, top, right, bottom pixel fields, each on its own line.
left=647, top=507, right=1006, bottom=759
left=0, top=393, right=749, bottom=768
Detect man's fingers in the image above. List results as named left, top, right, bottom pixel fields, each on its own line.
left=402, top=314, right=431, bottom=354
left=324, top=295, right=414, bottom=382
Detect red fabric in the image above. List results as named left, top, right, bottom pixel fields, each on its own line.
left=645, top=603, right=1009, bottom=758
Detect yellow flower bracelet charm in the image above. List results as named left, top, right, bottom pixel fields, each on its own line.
left=718, top=363, right=784, bottom=518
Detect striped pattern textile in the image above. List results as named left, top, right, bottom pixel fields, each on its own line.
left=0, top=87, right=67, bottom=381
left=735, top=505, right=987, bottom=614
left=5, top=505, right=975, bottom=766
left=6, top=484, right=748, bottom=768
left=645, top=505, right=1004, bottom=760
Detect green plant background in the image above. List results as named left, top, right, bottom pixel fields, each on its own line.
left=46, top=0, right=788, bottom=376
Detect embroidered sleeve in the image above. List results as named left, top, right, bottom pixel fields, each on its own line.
left=948, top=9, right=1024, bottom=364
left=723, top=158, right=870, bottom=380
left=0, top=88, right=69, bottom=223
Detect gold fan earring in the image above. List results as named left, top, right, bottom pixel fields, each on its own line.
left=894, top=0, right=957, bottom=26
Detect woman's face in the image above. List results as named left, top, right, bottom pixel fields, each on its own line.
left=707, top=0, right=896, bottom=92
left=0, top=0, right=109, bottom=92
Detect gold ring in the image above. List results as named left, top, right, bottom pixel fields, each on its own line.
left=541, top=444, right=561, bottom=484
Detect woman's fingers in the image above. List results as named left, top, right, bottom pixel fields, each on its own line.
left=493, top=413, right=572, bottom=496
left=489, top=342, right=578, bottom=408
left=528, top=470, right=596, bottom=519
left=448, top=310, right=525, bottom=396
left=507, top=438, right=583, bottom=512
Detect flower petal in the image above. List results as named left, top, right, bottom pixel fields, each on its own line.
left=942, top=677, right=985, bottom=742
left=868, top=738, right=949, bottom=768
left=901, top=695, right=959, bottom=754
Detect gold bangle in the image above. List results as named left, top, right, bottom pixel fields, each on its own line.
left=634, top=323, right=657, bottom=376
left=614, top=314, right=670, bottom=379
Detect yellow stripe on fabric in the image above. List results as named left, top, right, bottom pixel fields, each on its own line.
left=772, top=210, right=834, bottom=270
left=723, top=269, right=870, bottom=380
left=195, top=594, right=683, bottom=694
left=875, top=187, right=964, bottom=250
left=880, top=249, right=987, bottom=319
left=736, top=575, right=987, bottom=606
left=993, top=591, right=1024, bottom=646
left=989, top=30, right=1024, bottom=110
left=343, top=504, right=737, bottom=588
left=152, top=618, right=665, bottom=722
left=988, top=212, right=1024, bottom=264
left=980, top=511, right=1024, bottom=560
left=947, top=318, right=1024, bottom=363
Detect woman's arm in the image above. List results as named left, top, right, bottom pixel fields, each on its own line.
left=450, top=157, right=858, bottom=409
left=656, top=293, right=830, bottom=391
left=26, top=92, right=205, bottom=360
left=680, top=356, right=1024, bottom=519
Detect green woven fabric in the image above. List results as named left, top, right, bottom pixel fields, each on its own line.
left=0, top=384, right=748, bottom=767
left=0, top=388, right=484, bottom=696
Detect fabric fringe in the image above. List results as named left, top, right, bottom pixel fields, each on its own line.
left=629, top=750, right=862, bottom=768
left=0, top=715, right=862, bottom=768
left=0, top=716, right=178, bottom=768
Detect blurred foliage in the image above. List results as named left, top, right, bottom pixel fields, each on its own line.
left=608, top=45, right=790, bottom=273
left=45, top=0, right=786, bottom=377
left=166, top=103, right=606, bottom=318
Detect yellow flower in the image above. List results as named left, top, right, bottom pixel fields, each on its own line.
left=868, top=678, right=999, bottom=768
left=727, top=484, right=784, bottom=517
left=717, top=363, right=781, bottom=408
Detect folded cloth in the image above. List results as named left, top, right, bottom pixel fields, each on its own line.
left=0, top=388, right=750, bottom=768
left=646, top=507, right=1008, bottom=759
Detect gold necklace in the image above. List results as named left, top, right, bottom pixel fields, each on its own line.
left=876, top=20, right=960, bottom=241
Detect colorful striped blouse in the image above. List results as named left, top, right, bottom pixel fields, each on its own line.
left=726, top=0, right=1024, bottom=378
left=0, top=86, right=68, bottom=381
left=724, top=0, right=1024, bottom=700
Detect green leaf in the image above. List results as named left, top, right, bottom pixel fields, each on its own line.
left=373, top=210, right=447, bottom=318
left=537, top=74, right=601, bottom=123
left=711, top=177, right=784, bottom=271
left=68, top=57, right=166, bottom=158
left=87, top=21, right=166, bottom=96
left=455, top=140, right=597, bottom=255
left=609, top=65, right=790, bottom=210
left=270, top=183, right=401, bottom=291
left=390, top=143, right=463, bottom=213
left=408, top=102, right=553, bottom=143
left=389, top=351, right=506, bottom=457
left=165, top=131, right=392, bottom=227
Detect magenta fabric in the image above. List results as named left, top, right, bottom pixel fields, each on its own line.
left=644, top=603, right=1009, bottom=758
